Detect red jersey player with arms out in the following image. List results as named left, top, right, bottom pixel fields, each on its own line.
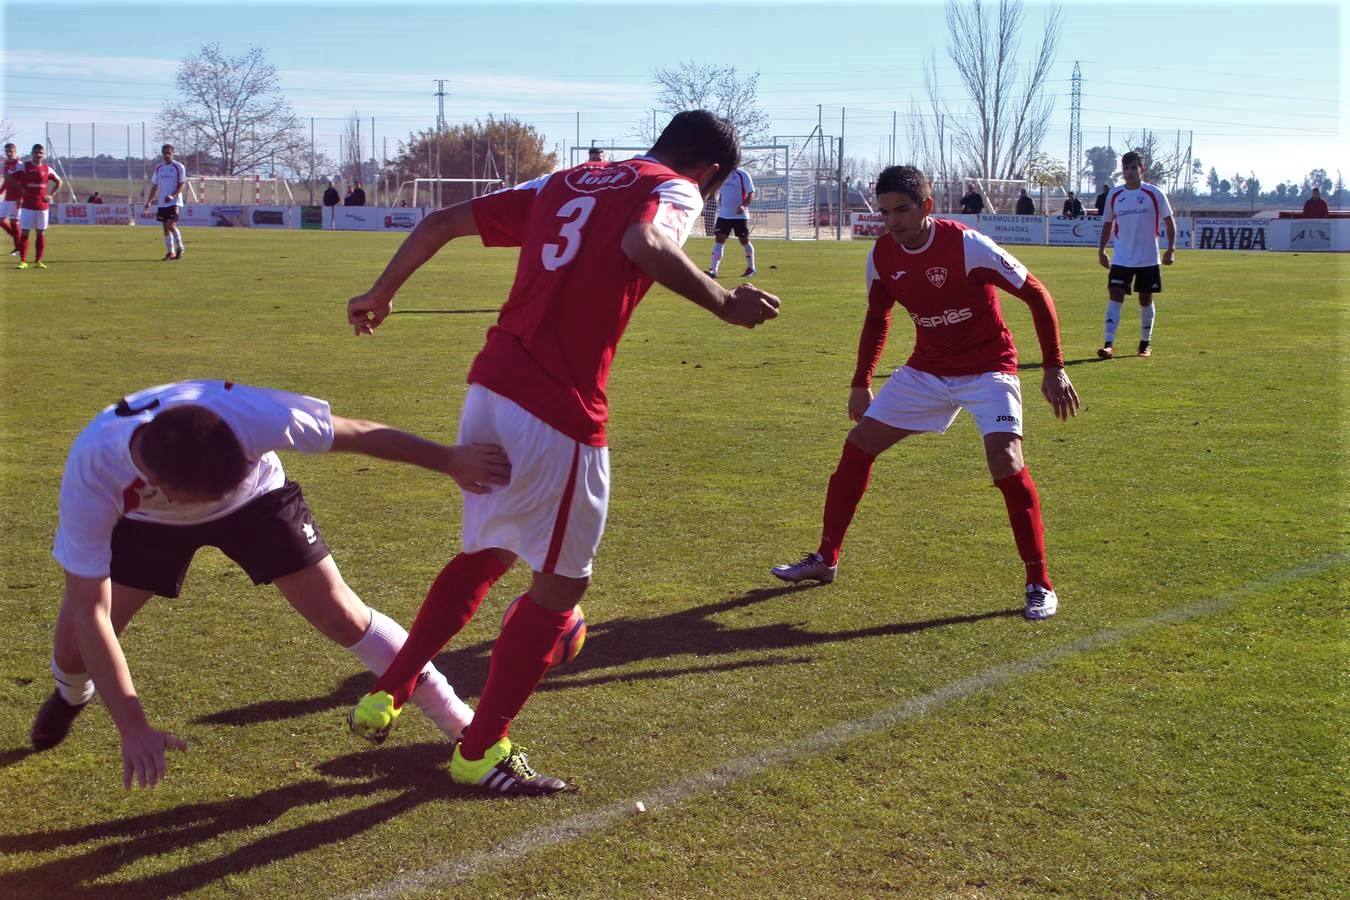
left=344, top=111, right=780, bottom=795
left=6, top=143, right=62, bottom=269
left=771, top=165, right=1080, bottom=620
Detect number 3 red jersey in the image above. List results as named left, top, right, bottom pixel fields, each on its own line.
left=467, top=157, right=703, bottom=446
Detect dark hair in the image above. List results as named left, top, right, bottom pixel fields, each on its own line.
left=139, top=405, right=249, bottom=498
left=1121, top=151, right=1143, bottom=167
left=875, top=165, right=932, bottom=203
left=31, top=143, right=44, bottom=153
left=650, top=110, right=740, bottom=181
left=162, top=144, right=174, bottom=153
left=3, top=143, right=13, bottom=152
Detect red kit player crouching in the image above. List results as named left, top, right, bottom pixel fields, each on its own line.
left=771, top=165, right=1080, bottom=620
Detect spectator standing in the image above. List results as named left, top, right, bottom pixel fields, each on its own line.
left=1094, top=184, right=1109, bottom=216
left=960, top=184, right=985, bottom=214
left=1302, top=187, right=1329, bottom=218
left=1062, top=192, right=1085, bottom=218
left=1015, top=189, right=1036, bottom=216
left=351, top=183, right=367, bottom=207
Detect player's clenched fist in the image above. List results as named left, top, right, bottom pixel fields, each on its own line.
left=721, top=283, right=781, bottom=328
left=348, top=292, right=394, bottom=336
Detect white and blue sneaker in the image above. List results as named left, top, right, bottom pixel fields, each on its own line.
left=1024, top=584, right=1058, bottom=620
left=771, top=551, right=837, bottom=584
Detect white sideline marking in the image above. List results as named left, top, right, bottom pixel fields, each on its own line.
left=351, top=554, right=1345, bottom=899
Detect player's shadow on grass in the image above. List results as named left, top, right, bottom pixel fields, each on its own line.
left=1018, top=356, right=1105, bottom=370
left=0, top=742, right=472, bottom=899
left=197, top=583, right=1021, bottom=728
left=391, top=308, right=500, bottom=315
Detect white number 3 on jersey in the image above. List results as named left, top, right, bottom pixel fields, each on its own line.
left=541, top=196, right=597, bottom=271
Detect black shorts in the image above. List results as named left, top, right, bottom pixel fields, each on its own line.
left=155, top=205, right=179, bottom=223
left=1108, top=265, right=1162, bottom=295
left=713, top=217, right=750, bottom=239
left=109, top=481, right=330, bottom=598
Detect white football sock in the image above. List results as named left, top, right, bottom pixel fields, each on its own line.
left=164, top=234, right=174, bottom=253
left=172, top=229, right=183, bottom=252
left=1103, top=299, right=1124, bottom=344
left=51, top=656, right=95, bottom=706
left=1140, top=303, right=1156, bottom=342
left=709, top=242, right=724, bottom=273
left=347, top=608, right=473, bottom=739
left=744, top=241, right=756, bottom=269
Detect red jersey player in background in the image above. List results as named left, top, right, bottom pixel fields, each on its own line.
left=771, top=165, right=1080, bottom=621
left=1, top=143, right=23, bottom=255
left=6, top=143, right=62, bottom=269
left=343, top=110, right=781, bottom=795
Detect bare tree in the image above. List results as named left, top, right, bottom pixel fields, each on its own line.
left=642, top=62, right=769, bottom=144
left=0, top=119, right=15, bottom=145
left=340, top=112, right=364, bottom=184
left=158, top=43, right=305, bottom=175
left=932, top=0, right=1061, bottom=181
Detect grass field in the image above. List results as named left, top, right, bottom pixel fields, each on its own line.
left=0, top=226, right=1345, bottom=898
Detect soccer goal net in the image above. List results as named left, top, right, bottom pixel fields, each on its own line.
left=390, top=178, right=503, bottom=208
left=188, top=175, right=295, bottom=205
left=932, top=177, right=1028, bottom=215
left=567, top=143, right=818, bottom=239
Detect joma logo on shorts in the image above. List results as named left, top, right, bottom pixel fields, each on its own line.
left=996, top=415, right=1018, bottom=423
left=909, top=307, right=973, bottom=327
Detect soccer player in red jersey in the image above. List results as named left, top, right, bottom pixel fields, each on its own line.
left=771, top=165, right=1080, bottom=620
left=1, top=143, right=24, bottom=255
left=344, top=110, right=781, bottom=795
left=6, top=143, right=62, bottom=269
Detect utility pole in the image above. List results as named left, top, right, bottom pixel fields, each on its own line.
left=435, top=80, right=448, bottom=207
left=1069, top=61, right=1082, bottom=195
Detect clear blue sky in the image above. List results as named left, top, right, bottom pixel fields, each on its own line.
left=2, top=0, right=1345, bottom=191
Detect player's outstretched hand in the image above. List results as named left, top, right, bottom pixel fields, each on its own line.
left=348, top=292, right=394, bottom=336
left=446, top=442, right=512, bottom=494
left=848, top=386, right=873, bottom=423
left=721, top=283, right=781, bottom=329
left=121, top=723, right=187, bottom=789
left=1042, top=367, right=1081, bottom=421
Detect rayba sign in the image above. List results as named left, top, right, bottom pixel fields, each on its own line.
left=565, top=164, right=640, bottom=194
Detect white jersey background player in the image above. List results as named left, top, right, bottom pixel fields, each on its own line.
left=1096, top=150, right=1176, bottom=359
left=144, top=144, right=188, bottom=260
left=32, top=379, right=511, bottom=789
left=707, top=166, right=756, bottom=278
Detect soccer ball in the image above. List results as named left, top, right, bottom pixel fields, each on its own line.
left=501, top=597, right=587, bottom=667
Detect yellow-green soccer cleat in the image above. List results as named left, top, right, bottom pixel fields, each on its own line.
left=36, top=261, right=48, bottom=269
left=15, top=261, right=27, bottom=269
left=347, top=690, right=401, bottom=744
left=450, top=737, right=568, bottom=796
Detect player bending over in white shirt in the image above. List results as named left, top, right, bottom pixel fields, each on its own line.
left=32, top=380, right=511, bottom=789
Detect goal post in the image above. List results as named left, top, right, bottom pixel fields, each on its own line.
left=566, top=144, right=808, bottom=239
left=393, top=178, right=503, bottom=208
left=190, top=175, right=295, bottom=205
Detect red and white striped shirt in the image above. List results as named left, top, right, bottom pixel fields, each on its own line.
left=1103, top=183, right=1173, bottom=267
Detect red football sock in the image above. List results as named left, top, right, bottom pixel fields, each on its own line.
left=816, top=440, right=877, bottom=565
left=34, top=232, right=45, bottom=262
left=0, top=219, right=16, bottom=248
left=18, top=232, right=27, bottom=261
left=994, top=466, right=1051, bottom=589
left=458, top=594, right=570, bottom=760
left=373, top=550, right=510, bottom=706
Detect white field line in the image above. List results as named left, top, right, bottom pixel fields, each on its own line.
left=352, top=553, right=1346, bottom=899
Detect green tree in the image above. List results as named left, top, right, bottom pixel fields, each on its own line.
left=1217, top=178, right=1231, bottom=197
left=1083, top=145, right=1117, bottom=190
left=1206, top=166, right=1221, bottom=196
left=1302, top=168, right=1332, bottom=195
left=392, top=116, right=557, bottom=204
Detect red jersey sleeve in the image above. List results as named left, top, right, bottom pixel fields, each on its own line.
left=961, top=230, right=1064, bottom=369
left=470, top=175, right=549, bottom=247
left=852, top=250, right=895, bottom=388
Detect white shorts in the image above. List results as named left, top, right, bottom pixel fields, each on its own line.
left=865, top=366, right=1024, bottom=437
left=457, top=384, right=610, bottom=579
left=18, top=208, right=49, bottom=230
left=0, top=200, right=15, bottom=218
